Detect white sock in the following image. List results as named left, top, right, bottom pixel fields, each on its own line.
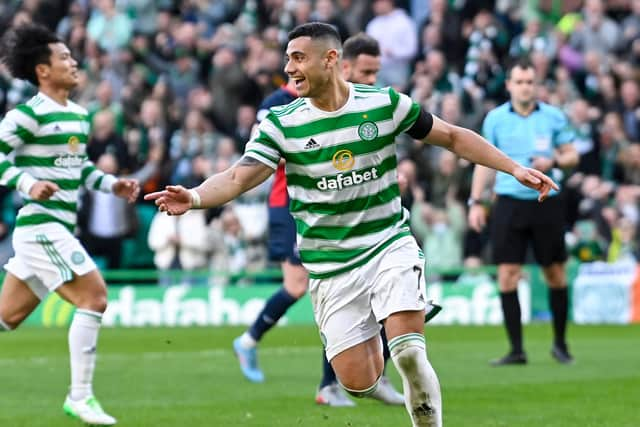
left=69, top=309, right=102, bottom=400
left=389, top=333, right=442, bottom=427
left=239, top=331, right=257, bottom=349
left=0, top=316, right=12, bottom=331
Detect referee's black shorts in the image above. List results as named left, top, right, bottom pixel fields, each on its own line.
left=490, top=195, right=567, bottom=266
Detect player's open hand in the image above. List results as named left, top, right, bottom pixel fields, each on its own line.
left=112, top=178, right=140, bottom=203
left=29, top=181, right=59, bottom=200
left=144, top=185, right=191, bottom=216
left=513, top=166, right=559, bottom=201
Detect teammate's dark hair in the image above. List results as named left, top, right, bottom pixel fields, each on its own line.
left=343, top=33, right=380, bottom=60
left=506, top=56, right=535, bottom=79
left=288, top=22, right=341, bottom=48
left=0, top=24, right=61, bottom=86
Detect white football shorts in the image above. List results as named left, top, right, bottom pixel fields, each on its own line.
left=4, top=222, right=96, bottom=299
left=309, top=235, right=427, bottom=361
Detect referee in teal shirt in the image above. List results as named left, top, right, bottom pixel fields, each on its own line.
left=468, top=58, right=579, bottom=366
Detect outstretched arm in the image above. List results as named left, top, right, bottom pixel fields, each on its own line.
left=144, top=156, right=274, bottom=215
left=196, top=156, right=274, bottom=207
left=422, top=115, right=558, bottom=201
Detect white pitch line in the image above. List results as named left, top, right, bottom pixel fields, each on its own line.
left=0, top=346, right=319, bottom=365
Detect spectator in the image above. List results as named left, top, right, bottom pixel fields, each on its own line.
left=568, top=219, right=606, bottom=262
left=509, top=16, right=556, bottom=59
left=208, top=207, right=249, bottom=286
left=79, top=153, right=136, bottom=269
left=87, top=80, right=125, bottom=135
left=462, top=10, right=508, bottom=102
left=87, top=109, right=132, bottom=173
left=618, top=79, right=640, bottom=142
left=597, top=111, right=628, bottom=182
left=569, top=0, right=622, bottom=55
left=568, top=98, right=599, bottom=174
left=418, top=0, right=465, bottom=71
left=87, top=0, right=133, bottom=53
left=232, top=104, right=257, bottom=152
left=428, top=150, right=463, bottom=208
left=621, top=0, right=640, bottom=49
left=366, top=0, right=417, bottom=90
left=411, top=186, right=466, bottom=273
left=148, top=207, right=211, bottom=287
left=311, top=0, right=351, bottom=41
left=116, top=0, right=163, bottom=36
left=607, top=215, right=639, bottom=263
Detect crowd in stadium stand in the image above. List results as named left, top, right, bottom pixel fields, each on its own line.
left=0, top=0, right=638, bottom=281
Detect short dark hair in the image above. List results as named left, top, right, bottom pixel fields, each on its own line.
left=343, top=33, right=380, bottom=60
left=287, top=22, right=341, bottom=48
left=506, top=57, right=535, bottom=79
left=0, top=24, right=61, bottom=86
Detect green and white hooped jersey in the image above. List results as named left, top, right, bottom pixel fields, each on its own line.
left=244, top=83, right=422, bottom=279
left=0, top=92, right=116, bottom=233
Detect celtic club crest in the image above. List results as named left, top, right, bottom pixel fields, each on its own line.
left=357, top=121, right=378, bottom=141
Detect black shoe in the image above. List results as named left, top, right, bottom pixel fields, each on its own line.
left=490, top=352, right=527, bottom=366
left=424, top=300, right=442, bottom=323
left=551, top=345, right=574, bottom=365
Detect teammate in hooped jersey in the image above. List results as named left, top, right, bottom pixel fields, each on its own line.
left=0, top=24, right=139, bottom=425
left=146, top=23, right=557, bottom=427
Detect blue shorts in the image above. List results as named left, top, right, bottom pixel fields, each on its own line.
left=268, top=206, right=301, bottom=265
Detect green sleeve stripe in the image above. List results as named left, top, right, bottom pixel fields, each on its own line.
left=290, top=183, right=399, bottom=214
left=93, top=174, right=104, bottom=190
left=306, top=231, right=412, bottom=279
left=295, top=212, right=403, bottom=240
left=0, top=140, right=12, bottom=154
left=264, top=113, right=285, bottom=135
left=353, top=84, right=387, bottom=93
left=5, top=172, right=21, bottom=189
left=272, top=98, right=305, bottom=117
left=396, top=102, right=421, bottom=135
left=14, top=104, right=38, bottom=121
left=254, top=130, right=280, bottom=151
left=81, top=165, right=97, bottom=182
left=287, top=154, right=397, bottom=190
left=245, top=149, right=279, bottom=165
left=0, top=160, right=13, bottom=177
left=387, top=87, right=400, bottom=111
left=15, top=125, right=35, bottom=143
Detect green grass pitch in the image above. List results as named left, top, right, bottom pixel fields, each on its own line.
left=1, top=324, right=638, bottom=426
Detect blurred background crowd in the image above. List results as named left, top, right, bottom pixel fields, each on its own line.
left=0, top=0, right=638, bottom=284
